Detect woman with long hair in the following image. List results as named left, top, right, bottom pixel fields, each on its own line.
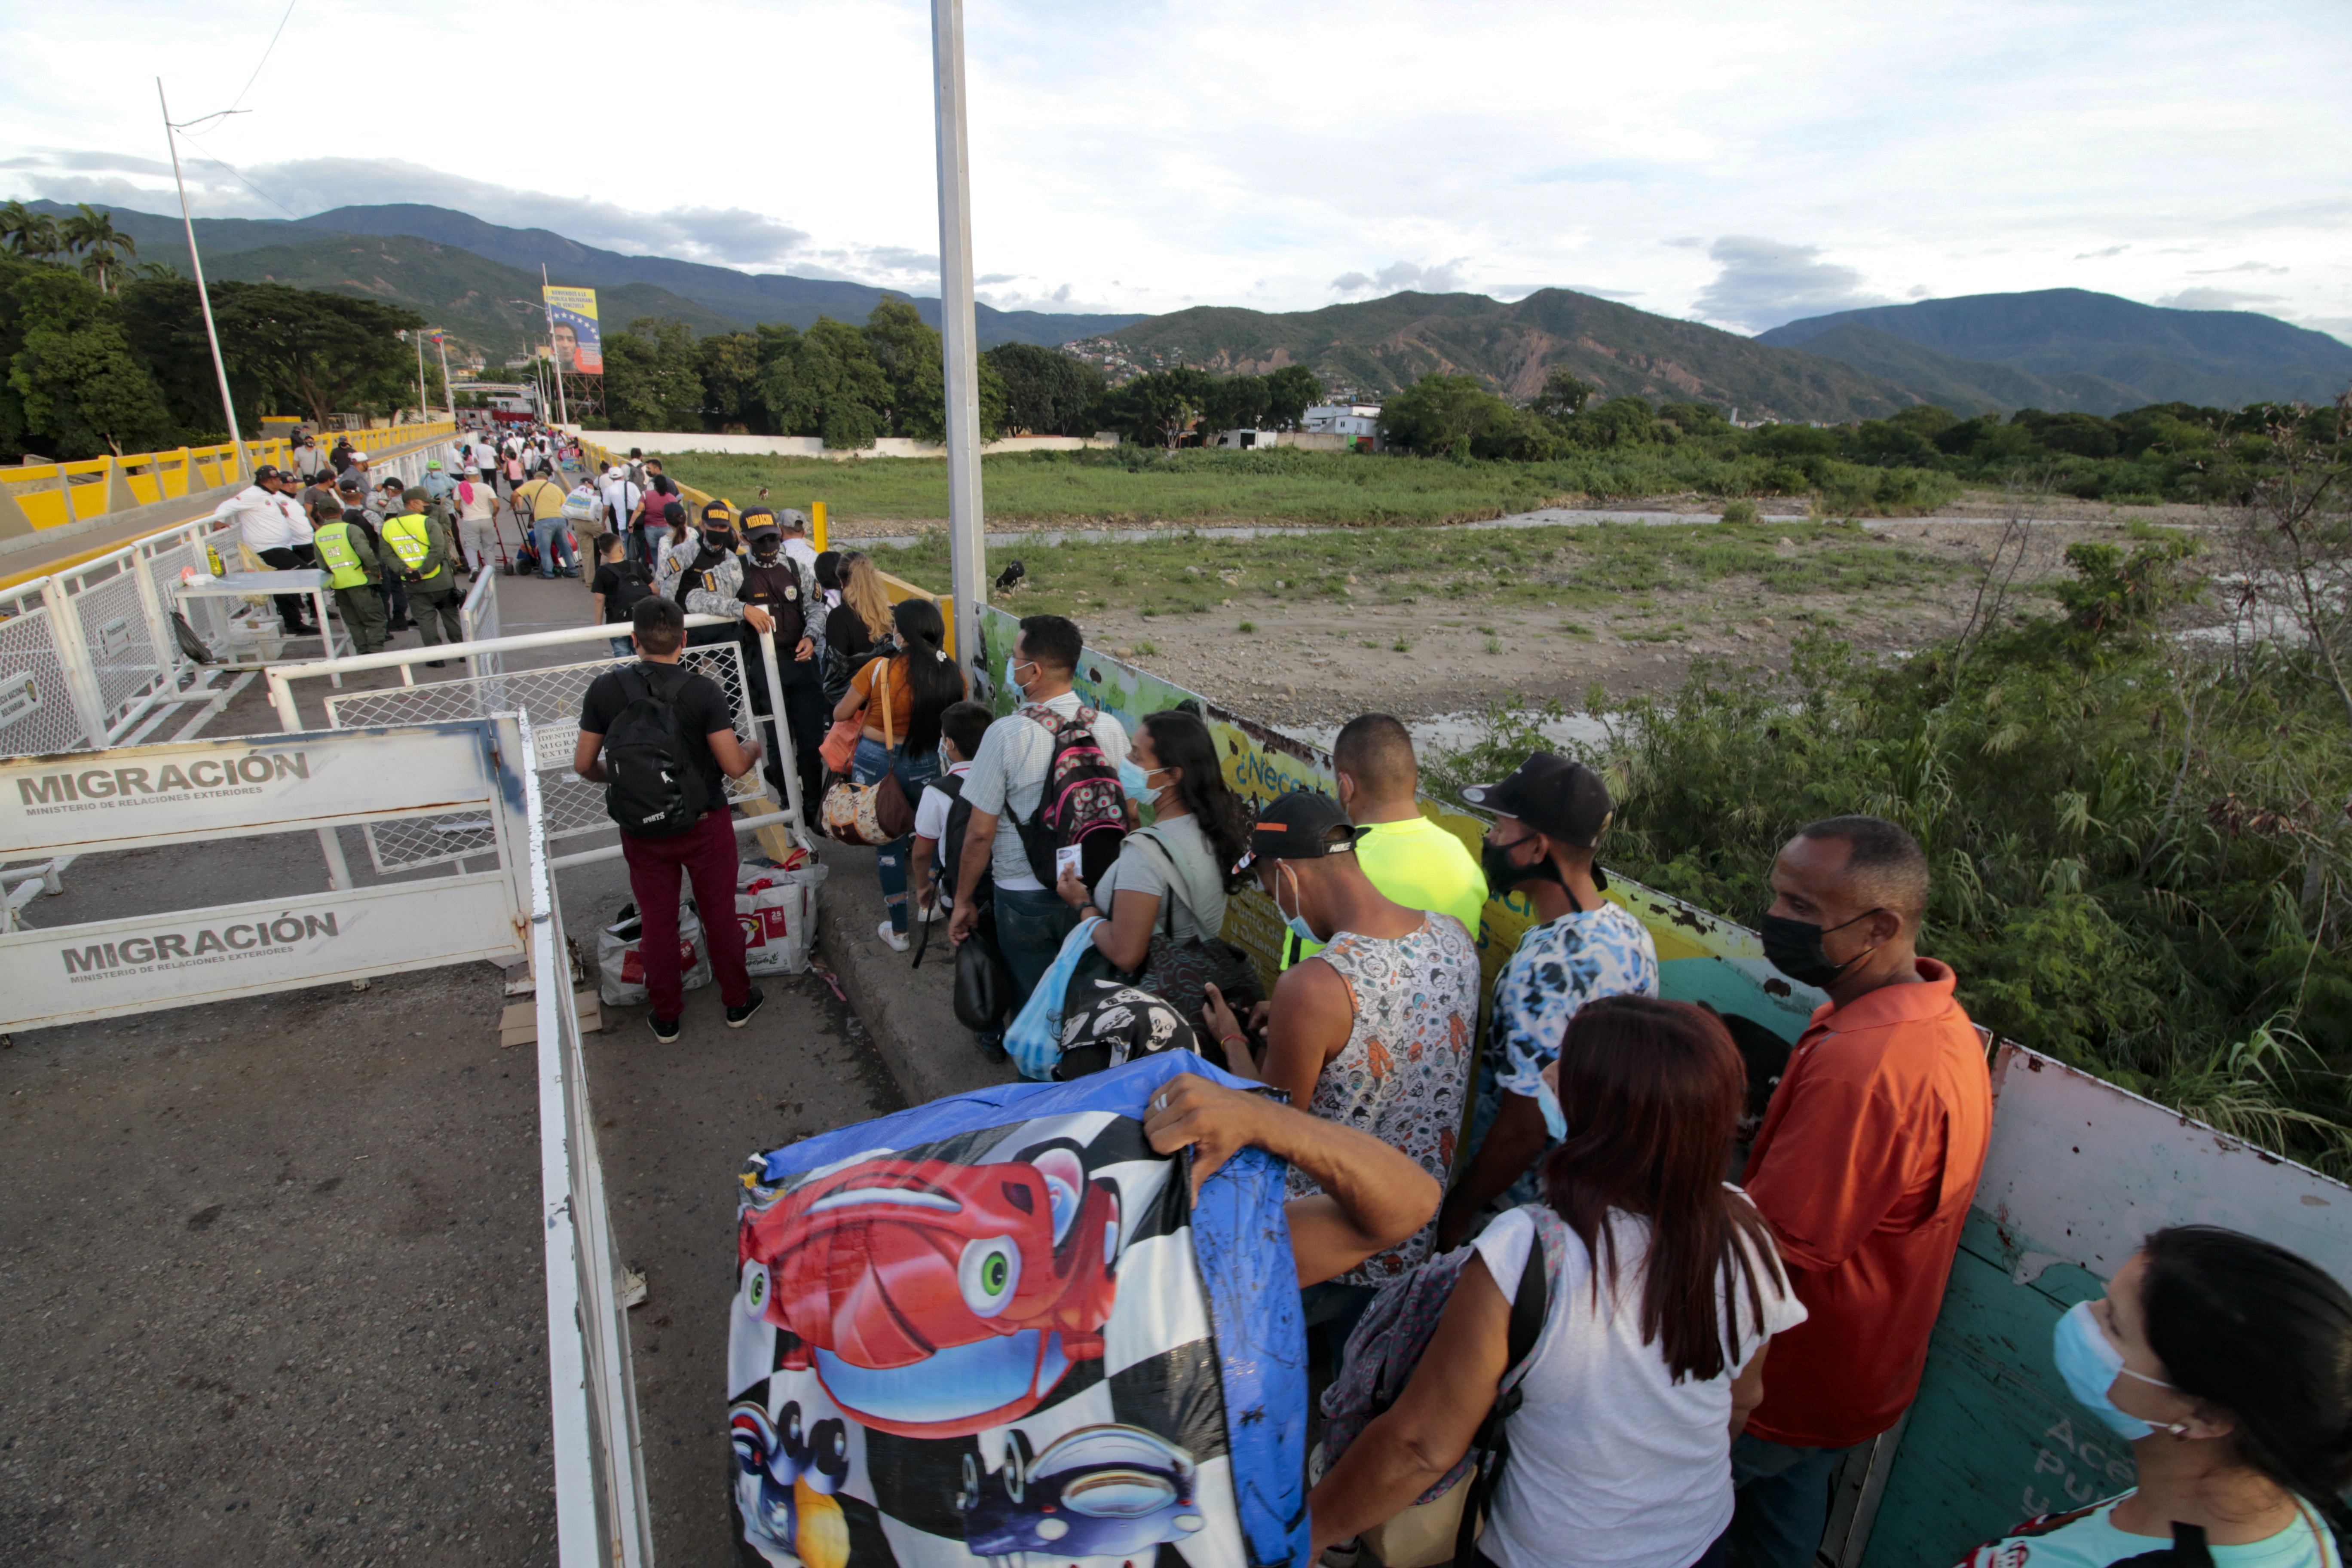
left=823, top=552, right=898, bottom=706
left=1053, top=709, right=1259, bottom=1058
left=835, top=596, right=966, bottom=950
left=1956, top=1225, right=2351, bottom=1567
left=1310, top=996, right=1806, bottom=1568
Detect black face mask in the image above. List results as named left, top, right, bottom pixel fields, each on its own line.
left=1481, top=836, right=1560, bottom=894
left=1759, top=909, right=1880, bottom=989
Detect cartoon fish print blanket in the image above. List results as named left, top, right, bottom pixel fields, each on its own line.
left=729, top=1051, right=1309, bottom=1568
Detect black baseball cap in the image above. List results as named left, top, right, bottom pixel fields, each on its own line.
left=1460, top=752, right=1615, bottom=882
left=740, top=505, right=779, bottom=539
left=1234, top=790, right=1365, bottom=872
left=335, top=475, right=363, bottom=493
left=253, top=464, right=285, bottom=483
left=701, top=500, right=734, bottom=527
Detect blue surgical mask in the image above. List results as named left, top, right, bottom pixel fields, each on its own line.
left=1118, top=755, right=1152, bottom=797
left=1004, top=655, right=1035, bottom=701
left=1274, top=864, right=1317, bottom=946
left=2052, top=1300, right=2179, bottom=1441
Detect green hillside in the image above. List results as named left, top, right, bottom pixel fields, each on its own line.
left=1092, top=289, right=1935, bottom=422
left=1761, top=289, right=2352, bottom=411
left=181, top=233, right=744, bottom=363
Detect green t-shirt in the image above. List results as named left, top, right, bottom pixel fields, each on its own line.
left=1957, top=1495, right=2339, bottom=1568
left=1282, top=812, right=1489, bottom=967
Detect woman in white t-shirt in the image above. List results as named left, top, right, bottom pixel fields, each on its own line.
left=1310, top=995, right=1807, bottom=1568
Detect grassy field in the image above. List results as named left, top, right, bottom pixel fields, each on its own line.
left=660, top=445, right=1965, bottom=528
left=838, top=520, right=1971, bottom=622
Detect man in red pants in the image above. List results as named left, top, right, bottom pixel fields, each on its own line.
left=573, top=596, right=766, bottom=1040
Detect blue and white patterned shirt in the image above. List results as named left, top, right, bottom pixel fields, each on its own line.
left=1469, top=899, right=1660, bottom=1209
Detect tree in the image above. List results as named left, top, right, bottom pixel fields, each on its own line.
left=0, top=257, right=176, bottom=458
left=57, top=205, right=135, bottom=294
left=1530, top=367, right=1594, bottom=422
left=2223, top=394, right=2352, bottom=728
left=986, top=342, right=1106, bottom=435
left=203, top=282, right=426, bottom=426
left=754, top=318, right=890, bottom=448
left=1379, top=373, right=1514, bottom=459
left=600, top=317, right=704, bottom=432
left=1263, top=365, right=1323, bottom=430
left=1101, top=368, right=1211, bottom=448
left=698, top=331, right=765, bottom=431
left=0, top=201, right=63, bottom=262
left=1201, top=373, right=1270, bottom=433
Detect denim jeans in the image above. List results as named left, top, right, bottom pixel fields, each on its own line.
left=1726, top=1434, right=1856, bottom=1568
left=992, top=884, right=1080, bottom=1014
left=854, top=735, right=940, bottom=935
left=533, top=517, right=576, bottom=576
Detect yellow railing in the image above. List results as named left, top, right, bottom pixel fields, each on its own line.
left=0, top=422, right=457, bottom=539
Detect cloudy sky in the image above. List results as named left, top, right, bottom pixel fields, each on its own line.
left=4, top=0, right=2348, bottom=340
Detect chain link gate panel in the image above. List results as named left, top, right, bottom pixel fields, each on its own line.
left=322, top=643, right=763, bottom=873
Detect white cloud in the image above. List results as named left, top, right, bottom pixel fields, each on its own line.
left=0, top=0, right=2345, bottom=337
left=2156, top=286, right=2286, bottom=310
left=2188, top=260, right=2288, bottom=276
left=1692, top=236, right=1888, bottom=332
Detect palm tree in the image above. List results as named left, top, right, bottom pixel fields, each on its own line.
left=59, top=204, right=136, bottom=293
left=0, top=200, right=61, bottom=260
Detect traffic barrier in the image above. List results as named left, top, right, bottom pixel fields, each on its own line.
left=0, top=714, right=654, bottom=1568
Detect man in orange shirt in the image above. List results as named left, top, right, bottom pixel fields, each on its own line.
left=1728, top=816, right=1992, bottom=1567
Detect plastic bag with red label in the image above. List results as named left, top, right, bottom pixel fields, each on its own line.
left=598, top=896, right=712, bottom=1007
left=738, top=857, right=827, bottom=977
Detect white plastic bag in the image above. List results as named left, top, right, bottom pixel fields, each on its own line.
left=738, top=859, right=827, bottom=977
left=598, top=896, right=712, bottom=1006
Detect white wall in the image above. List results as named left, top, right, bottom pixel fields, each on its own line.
left=578, top=432, right=1119, bottom=462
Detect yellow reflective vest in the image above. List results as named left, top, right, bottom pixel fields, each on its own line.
left=382, top=513, right=447, bottom=582
left=312, top=521, right=372, bottom=589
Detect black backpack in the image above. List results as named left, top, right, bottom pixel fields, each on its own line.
left=606, top=559, right=654, bottom=623
left=932, top=773, right=989, bottom=909
left=599, top=665, right=711, bottom=838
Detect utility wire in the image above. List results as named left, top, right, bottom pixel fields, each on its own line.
left=175, top=128, right=303, bottom=221
left=227, top=0, right=300, bottom=114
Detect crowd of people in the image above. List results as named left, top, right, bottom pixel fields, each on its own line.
left=559, top=582, right=2352, bottom=1568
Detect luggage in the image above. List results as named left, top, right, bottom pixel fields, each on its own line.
left=729, top=1052, right=1310, bottom=1568
left=738, top=856, right=826, bottom=977
left=597, top=897, right=712, bottom=1007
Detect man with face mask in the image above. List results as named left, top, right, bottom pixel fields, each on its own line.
left=1725, top=815, right=1991, bottom=1568
left=680, top=505, right=829, bottom=815
left=657, top=501, right=745, bottom=649
left=1212, top=789, right=1480, bottom=1340
left=1434, top=752, right=1660, bottom=1252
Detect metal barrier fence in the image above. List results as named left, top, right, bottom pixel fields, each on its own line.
left=268, top=615, right=807, bottom=878
left=0, top=426, right=469, bottom=763
left=519, top=719, right=654, bottom=1568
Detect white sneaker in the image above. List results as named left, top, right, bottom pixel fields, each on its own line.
left=876, top=920, right=911, bottom=953
left=916, top=900, right=947, bottom=923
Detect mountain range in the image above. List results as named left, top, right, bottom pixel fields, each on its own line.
left=1087, top=290, right=1942, bottom=423
left=1757, top=290, right=2352, bottom=414
left=41, top=200, right=2350, bottom=420
left=29, top=199, right=1143, bottom=361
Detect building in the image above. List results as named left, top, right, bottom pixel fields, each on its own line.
left=1302, top=403, right=1383, bottom=451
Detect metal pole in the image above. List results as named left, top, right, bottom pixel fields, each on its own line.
left=158, top=79, right=249, bottom=483
left=541, top=264, right=570, bottom=428
left=931, top=0, right=986, bottom=675
left=413, top=331, right=427, bottom=422
left=435, top=333, right=456, bottom=423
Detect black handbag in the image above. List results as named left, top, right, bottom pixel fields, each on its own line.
left=953, top=916, right=1014, bottom=1033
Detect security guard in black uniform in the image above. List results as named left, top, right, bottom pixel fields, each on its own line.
left=736, top=507, right=830, bottom=813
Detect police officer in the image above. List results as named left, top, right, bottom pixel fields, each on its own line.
left=309, top=496, right=395, bottom=653
left=717, top=506, right=829, bottom=811
left=658, top=500, right=744, bottom=649
left=383, top=487, right=463, bottom=666
left=337, top=475, right=407, bottom=633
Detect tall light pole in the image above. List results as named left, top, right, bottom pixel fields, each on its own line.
left=157, top=80, right=250, bottom=481
left=411, top=330, right=427, bottom=423
left=931, top=0, right=986, bottom=674
left=540, top=264, right=570, bottom=428
left=432, top=331, right=455, bottom=423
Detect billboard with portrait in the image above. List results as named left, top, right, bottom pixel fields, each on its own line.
left=542, top=286, right=603, bottom=375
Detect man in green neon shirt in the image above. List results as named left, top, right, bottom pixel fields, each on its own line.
left=1281, top=713, right=1488, bottom=970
